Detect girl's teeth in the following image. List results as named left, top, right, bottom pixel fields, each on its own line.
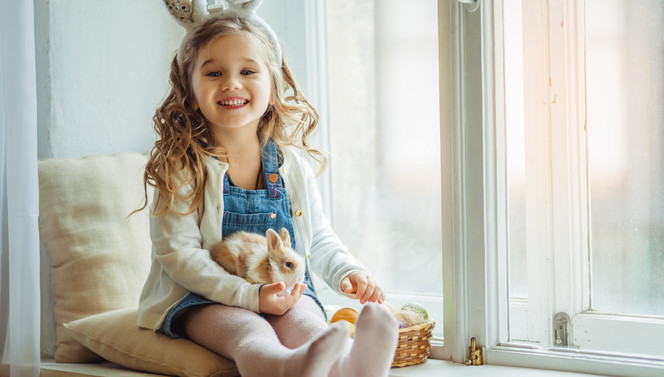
left=218, top=99, right=247, bottom=106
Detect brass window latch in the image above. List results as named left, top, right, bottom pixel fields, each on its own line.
left=465, top=337, right=484, bottom=365
left=553, top=312, right=572, bottom=347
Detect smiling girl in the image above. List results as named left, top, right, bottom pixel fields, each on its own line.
left=135, top=2, right=398, bottom=377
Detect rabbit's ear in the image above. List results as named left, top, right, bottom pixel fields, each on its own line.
left=163, top=0, right=209, bottom=30
left=266, top=228, right=283, bottom=253
left=278, top=228, right=292, bottom=248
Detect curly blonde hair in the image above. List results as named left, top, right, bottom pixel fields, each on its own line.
left=137, top=17, right=325, bottom=216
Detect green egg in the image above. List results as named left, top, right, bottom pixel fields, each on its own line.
left=401, top=302, right=429, bottom=321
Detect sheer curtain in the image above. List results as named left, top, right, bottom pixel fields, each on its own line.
left=0, top=0, right=41, bottom=376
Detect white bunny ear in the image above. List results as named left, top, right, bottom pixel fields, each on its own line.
left=220, top=0, right=283, bottom=65
left=163, top=0, right=209, bottom=30
left=191, top=0, right=210, bottom=25
left=165, top=0, right=283, bottom=66
left=222, top=0, right=263, bottom=16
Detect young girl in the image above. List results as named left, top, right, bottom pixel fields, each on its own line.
left=136, top=3, right=397, bottom=377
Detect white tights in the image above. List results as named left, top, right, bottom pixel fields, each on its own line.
left=182, top=297, right=398, bottom=377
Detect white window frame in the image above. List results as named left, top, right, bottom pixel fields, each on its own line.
left=442, top=0, right=664, bottom=375
left=518, top=0, right=664, bottom=359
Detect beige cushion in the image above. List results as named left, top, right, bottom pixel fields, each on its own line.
left=39, top=152, right=153, bottom=362
left=64, top=308, right=239, bottom=377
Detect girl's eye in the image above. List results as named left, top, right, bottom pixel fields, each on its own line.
left=206, top=72, right=221, bottom=78
left=241, top=70, right=255, bottom=76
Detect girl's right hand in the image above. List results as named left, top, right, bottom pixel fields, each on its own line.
left=258, top=282, right=306, bottom=315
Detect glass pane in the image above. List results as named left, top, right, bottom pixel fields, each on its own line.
left=504, top=0, right=530, bottom=342
left=323, top=0, right=442, bottom=337
left=587, top=0, right=664, bottom=316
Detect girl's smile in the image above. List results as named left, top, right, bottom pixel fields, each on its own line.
left=218, top=96, right=249, bottom=109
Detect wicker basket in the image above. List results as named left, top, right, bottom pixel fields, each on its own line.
left=391, top=320, right=435, bottom=368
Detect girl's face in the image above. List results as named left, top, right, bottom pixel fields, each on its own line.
left=191, top=33, right=272, bottom=141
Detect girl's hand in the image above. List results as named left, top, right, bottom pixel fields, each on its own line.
left=258, top=282, right=305, bottom=315
left=340, top=272, right=385, bottom=304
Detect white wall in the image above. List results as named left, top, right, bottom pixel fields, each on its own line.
left=36, top=0, right=184, bottom=159
left=35, top=0, right=311, bottom=160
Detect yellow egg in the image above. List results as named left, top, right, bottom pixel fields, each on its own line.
left=330, top=307, right=358, bottom=325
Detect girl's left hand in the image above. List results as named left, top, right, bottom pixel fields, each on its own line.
left=340, top=272, right=385, bottom=304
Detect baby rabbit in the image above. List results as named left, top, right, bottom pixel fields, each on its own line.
left=211, top=228, right=305, bottom=293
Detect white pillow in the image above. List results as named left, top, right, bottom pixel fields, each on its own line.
left=38, top=152, right=153, bottom=362
left=64, top=308, right=238, bottom=377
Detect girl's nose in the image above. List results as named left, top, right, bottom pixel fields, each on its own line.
left=222, top=75, right=242, bottom=90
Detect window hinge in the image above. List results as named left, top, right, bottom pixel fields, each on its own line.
left=553, top=312, right=571, bottom=347
left=465, top=337, right=484, bottom=365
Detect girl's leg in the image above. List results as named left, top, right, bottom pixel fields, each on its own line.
left=182, top=304, right=348, bottom=377
left=329, top=303, right=399, bottom=377
left=263, top=295, right=329, bottom=349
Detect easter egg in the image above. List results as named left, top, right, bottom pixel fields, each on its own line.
left=330, top=307, right=359, bottom=325
left=401, top=302, right=429, bottom=321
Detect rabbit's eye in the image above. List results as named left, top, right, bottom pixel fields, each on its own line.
left=286, top=262, right=294, bottom=269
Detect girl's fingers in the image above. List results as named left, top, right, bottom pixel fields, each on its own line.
left=292, top=282, right=306, bottom=298
left=378, top=289, right=385, bottom=303
left=358, top=280, right=376, bottom=304
left=259, top=282, right=304, bottom=315
left=340, top=277, right=353, bottom=293
left=347, top=273, right=386, bottom=304
left=262, top=281, right=285, bottom=296
left=368, top=286, right=383, bottom=303
left=354, top=276, right=368, bottom=301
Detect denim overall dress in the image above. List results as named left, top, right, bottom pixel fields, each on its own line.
left=160, top=140, right=323, bottom=338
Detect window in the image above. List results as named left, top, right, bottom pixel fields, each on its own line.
left=318, top=0, right=443, bottom=338
left=504, top=0, right=664, bottom=356
left=290, top=0, right=663, bottom=374
left=445, top=0, right=664, bottom=375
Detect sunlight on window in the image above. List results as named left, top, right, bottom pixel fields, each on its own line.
left=587, top=0, right=664, bottom=316
left=504, top=0, right=530, bottom=341
left=504, top=0, right=527, bottom=301
left=321, top=0, right=442, bottom=337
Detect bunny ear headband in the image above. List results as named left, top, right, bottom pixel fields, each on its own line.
left=163, top=0, right=283, bottom=65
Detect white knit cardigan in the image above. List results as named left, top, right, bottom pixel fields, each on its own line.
left=137, top=146, right=368, bottom=330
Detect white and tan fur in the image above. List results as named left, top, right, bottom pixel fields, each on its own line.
left=211, top=228, right=305, bottom=293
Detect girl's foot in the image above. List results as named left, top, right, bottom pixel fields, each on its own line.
left=330, top=303, right=398, bottom=377
left=295, top=321, right=350, bottom=377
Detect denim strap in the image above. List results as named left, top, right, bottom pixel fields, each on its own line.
left=261, top=139, right=283, bottom=199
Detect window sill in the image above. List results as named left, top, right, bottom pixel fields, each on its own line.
left=2, top=359, right=609, bottom=377
left=39, top=361, right=166, bottom=377
left=390, top=359, right=609, bottom=377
